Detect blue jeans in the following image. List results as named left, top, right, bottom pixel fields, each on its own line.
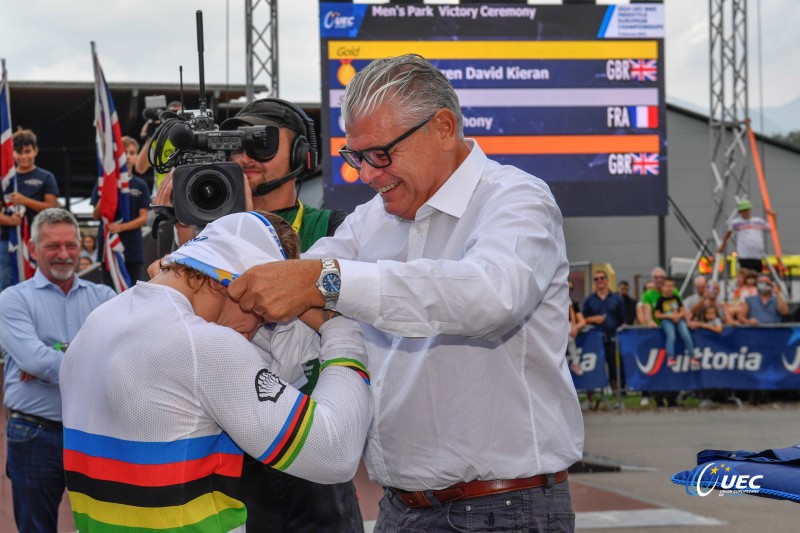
left=661, top=319, right=695, bottom=358
left=0, top=239, right=13, bottom=291
left=6, top=417, right=66, bottom=533
left=374, top=478, right=574, bottom=533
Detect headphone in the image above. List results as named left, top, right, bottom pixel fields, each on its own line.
left=252, top=98, right=320, bottom=197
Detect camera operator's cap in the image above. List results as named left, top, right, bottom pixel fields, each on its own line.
left=737, top=199, right=753, bottom=211
left=219, top=99, right=306, bottom=135
left=164, top=211, right=287, bottom=287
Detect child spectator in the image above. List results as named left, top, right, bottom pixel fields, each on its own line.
left=78, top=256, right=93, bottom=272
left=654, top=277, right=696, bottom=361
left=695, top=304, right=724, bottom=334
left=80, top=232, right=98, bottom=262
left=0, top=129, right=59, bottom=289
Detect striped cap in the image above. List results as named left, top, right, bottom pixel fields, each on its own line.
left=165, top=211, right=286, bottom=286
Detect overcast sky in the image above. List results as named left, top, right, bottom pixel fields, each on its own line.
left=2, top=0, right=798, bottom=113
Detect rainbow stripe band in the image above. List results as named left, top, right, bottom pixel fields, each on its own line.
left=321, top=358, right=371, bottom=386
left=63, top=429, right=247, bottom=531
left=258, top=394, right=316, bottom=471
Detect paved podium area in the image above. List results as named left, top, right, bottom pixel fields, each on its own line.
left=3, top=402, right=799, bottom=532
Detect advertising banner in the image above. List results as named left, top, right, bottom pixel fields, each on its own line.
left=319, top=2, right=666, bottom=216
left=619, top=326, right=800, bottom=391
left=570, top=327, right=609, bottom=391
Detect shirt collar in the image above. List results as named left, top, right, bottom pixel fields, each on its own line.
left=424, top=139, right=487, bottom=219
left=32, top=268, right=89, bottom=295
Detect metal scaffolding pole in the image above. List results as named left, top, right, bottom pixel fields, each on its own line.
left=708, top=0, right=750, bottom=245
left=245, top=0, right=278, bottom=102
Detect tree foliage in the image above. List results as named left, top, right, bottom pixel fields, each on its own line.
left=772, top=130, right=800, bottom=148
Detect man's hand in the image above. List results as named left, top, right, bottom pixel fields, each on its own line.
left=228, top=259, right=326, bottom=323
left=19, top=370, right=36, bottom=382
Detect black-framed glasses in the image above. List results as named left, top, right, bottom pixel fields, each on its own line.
left=593, top=276, right=606, bottom=281
left=339, top=115, right=434, bottom=170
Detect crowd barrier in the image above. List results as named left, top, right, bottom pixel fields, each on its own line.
left=617, top=324, right=800, bottom=392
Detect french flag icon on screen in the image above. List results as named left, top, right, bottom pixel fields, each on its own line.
left=628, top=106, right=659, bottom=128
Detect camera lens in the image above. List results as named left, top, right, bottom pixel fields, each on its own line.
left=189, top=173, right=229, bottom=211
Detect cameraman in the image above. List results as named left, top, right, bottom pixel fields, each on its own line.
left=155, top=99, right=357, bottom=532
left=136, top=100, right=183, bottom=194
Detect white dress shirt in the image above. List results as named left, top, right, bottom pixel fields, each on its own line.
left=307, top=140, right=584, bottom=491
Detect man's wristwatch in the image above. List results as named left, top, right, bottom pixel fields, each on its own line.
left=316, top=258, right=341, bottom=310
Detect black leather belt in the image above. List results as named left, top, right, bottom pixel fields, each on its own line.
left=8, top=410, right=63, bottom=430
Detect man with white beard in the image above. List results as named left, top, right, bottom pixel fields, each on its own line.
left=0, top=208, right=115, bottom=532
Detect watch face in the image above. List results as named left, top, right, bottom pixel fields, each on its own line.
left=322, top=273, right=341, bottom=294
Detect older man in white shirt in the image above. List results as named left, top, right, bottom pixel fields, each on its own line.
left=230, top=54, right=584, bottom=533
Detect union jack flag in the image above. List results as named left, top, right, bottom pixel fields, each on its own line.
left=92, top=44, right=131, bottom=293
left=631, top=152, right=659, bottom=175
left=629, top=59, right=658, bottom=82
left=1, top=60, right=34, bottom=285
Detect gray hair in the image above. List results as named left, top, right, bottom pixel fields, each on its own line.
left=30, top=208, right=80, bottom=245
left=341, top=54, right=464, bottom=139
left=651, top=266, right=666, bottom=277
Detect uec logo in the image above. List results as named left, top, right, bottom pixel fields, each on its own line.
left=323, top=11, right=356, bottom=29
left=687, top=462, right=763, bottom=497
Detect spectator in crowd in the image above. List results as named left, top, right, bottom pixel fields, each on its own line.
left=60, top=211, right=372, bottom=533
left=636, top=279, right=655, bottom=325
left=155, top=98, right=356, bottom=532
left=617, top=280, right=637, bottom=325
left=0, top=208, right=116, bottom=532
left=567, top=281, right=586, bottom=377
left=90, top=145, right=151, bottom=285
left=227, top=54, right=584, bottom=531
left=741, top=274, right=788, bottom=324
left=639, top=269, right=679, bottom=407
left=80, top=232, right=98, bottom=263
left=717, top=199, right=770, bottom=272
left=121, top=135, right=152, bottom=190
left=730, top=269, right=760, bottom=323
left=583, top=270, right=627, bottom=391
left=682, top=275, right=709, bottom=320
left=0, top=129, right=59, bottom=290
left=78, top=256, right=93, bottom=272
left=694, top=304, right=725, bottom=334
left=683, top=275, right=729, bottom=323
left=639, top=267, right=674, bottom=328
left=653, top=277, right=696, bottom=362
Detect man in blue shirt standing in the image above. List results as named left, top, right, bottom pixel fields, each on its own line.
left=582, top=270, right=627, bottom=391
left=0, top=208, right=116, bottom=532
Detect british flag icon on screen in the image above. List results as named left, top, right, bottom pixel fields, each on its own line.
left=631, top=153, right=659, bottom=175
left=629, top=59, right=658, bottom=82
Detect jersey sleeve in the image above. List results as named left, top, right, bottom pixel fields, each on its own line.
left=193, top=317, right=371, bottom=484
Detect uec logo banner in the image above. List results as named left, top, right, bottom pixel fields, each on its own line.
left=618, top=325, right=800, bottom=391
left=320, top=4, right=367, bottom=38
left=672, top=445, right=800, bottom=503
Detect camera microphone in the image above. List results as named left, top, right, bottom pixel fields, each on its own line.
left=253, top=167, right=303, bottom=197
left=169, top=122, right=196, bottom=150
